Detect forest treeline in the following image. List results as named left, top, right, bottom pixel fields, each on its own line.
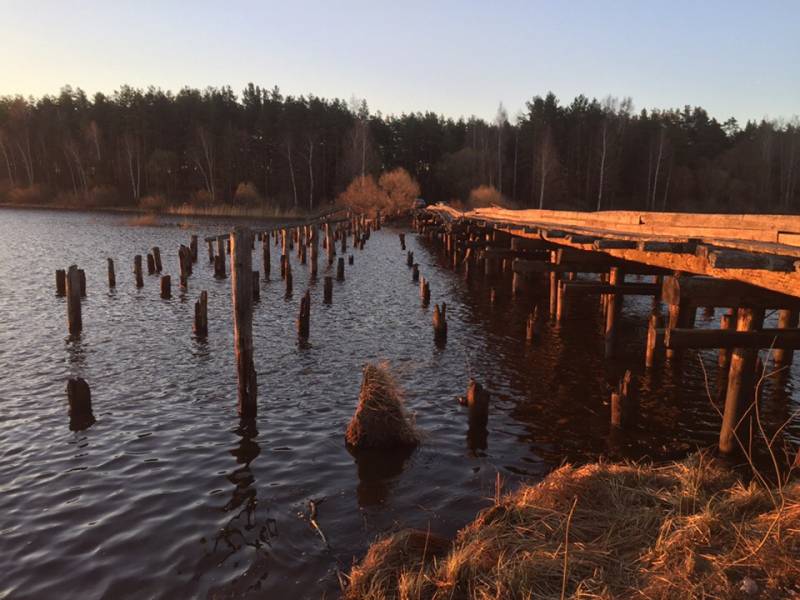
left=0, top=84, right=798, bottom=213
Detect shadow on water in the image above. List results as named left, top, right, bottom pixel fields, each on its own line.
left=348, top=446, right=415, bottom=507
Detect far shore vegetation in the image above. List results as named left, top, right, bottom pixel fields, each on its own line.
left=2, top=85, right=799, bottom=216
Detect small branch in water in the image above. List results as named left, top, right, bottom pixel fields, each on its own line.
left=308, top=498, right=330, bottom=548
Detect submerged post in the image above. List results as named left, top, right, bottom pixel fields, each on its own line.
left=147, top=253, right=156, bottom=276
left=66, top=377, right=95, bottom=430
left=231, top=228, right=257, bottom=420
left=336, top=257, right=345, bottom=281
left=323, top=276, right=333, bottom=304
left=604, top=267, right=624, bottom=358
left=152, top=246, right=162, bottom=273
left=262, top=233, right=271, bottom=279
left=526, top=306, right=541, bottom=343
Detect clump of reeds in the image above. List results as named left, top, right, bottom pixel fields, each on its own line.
left=346, top=362, right=419, bottom=450
left=344, top=451, right=800, bottom=599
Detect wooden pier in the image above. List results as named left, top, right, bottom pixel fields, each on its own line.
left=421, top=204, right=800, bottom=455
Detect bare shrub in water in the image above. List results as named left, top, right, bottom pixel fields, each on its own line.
left=346, top=362, right=419, bottom=450
left=344, top=451, right=800, bottom=599
left=467, top=184, right=516, bottom=209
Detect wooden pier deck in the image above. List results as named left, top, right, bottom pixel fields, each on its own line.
left=420, top=205, right=800, bottom=455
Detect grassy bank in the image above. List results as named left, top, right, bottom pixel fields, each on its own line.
left=345, top=452, right=799, bottom=599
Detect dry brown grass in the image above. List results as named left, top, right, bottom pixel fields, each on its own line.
left=344, top=452, right=800, bottom=599
left=346, top=362, right=420, bottom=450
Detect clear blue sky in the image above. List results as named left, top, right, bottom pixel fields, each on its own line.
left=1, top=0, right=797, bottom=124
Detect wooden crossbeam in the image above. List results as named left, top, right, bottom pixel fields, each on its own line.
left=665, top=327, right=800, bottom=350
left=662, top=276, right=800, bottom=309
left=561, top=281, right=660, bottom=296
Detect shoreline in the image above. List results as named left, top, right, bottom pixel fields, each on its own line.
left=0, top=202, right=318, bottom=222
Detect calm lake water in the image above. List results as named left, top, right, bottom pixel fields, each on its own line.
left=1, top=208, right=798, bottom=599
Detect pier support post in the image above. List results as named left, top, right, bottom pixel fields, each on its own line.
left=773, top=309, right=798, bottom=370
left=718, top=309, right=735, bottom=369
left=56, top=269, right=66, bottom=296
left=719, top=307, right=765, bottom=454
left=297, top=290, right=311, bottom=339
left=604, top=267, right=624, bottom=358
left=433, top=303, right=447, bottom=343
left=67, top=377, right=95, bottom=430
left=231, top=228, right=257, bottom=420
left=262, top=234, right=271, bottom=279
left=133, top=255, right=144, bottom=288
left=160, top=275, right=171, bottom=299
left=336, top=257, right=345, bottom=281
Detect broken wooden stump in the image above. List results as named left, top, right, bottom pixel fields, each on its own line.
left=107, top=258, right=116, bottom=288
left=146, top=253, right=156, bottom=275
left=190, top=235, right=198, bottom=263
left=465, top=379, right=489, bottom=431
left=526, top=306, right=542, bottom=343
left=55, top=269, right=66, bottom=296
left=433, top=303, right=447, bottom=343
left=420, top=277, right=430, bottom=307
left=193, top=291, right=208, bottom=338
left=645, top=312, right=665, bottom=368
left=407, top=251, right=414, bottom=267
left=231, top=227, right=257, bottom=420
left=285, top=261, right=293, bottom=297
left=412, top=263, right=419, bottom=282
left=336, top=256, right=345, bottom=281
left=133, top=255, right=144, bottom=288
left=66, top=265, right=82, bottom=335
left=610, top=370, right=636, bottom=428
left=67, top=377, right=95, bottom=431
left=160, top=275, right=171, bottom=299
left=324, top=276, right=333, bottom=304
left=348, top=254, right=354, bottom=265
left=399, top=233, right=406, bottom=250
left=262, top=234, right=271, bottom=279
left=297, top=290, right=311, bottom=340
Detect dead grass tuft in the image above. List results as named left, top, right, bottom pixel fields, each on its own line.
left=345, top=452, right=800, bottom=599
left=346, top=362, right=420, bottom=450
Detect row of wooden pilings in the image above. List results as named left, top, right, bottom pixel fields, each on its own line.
left=61, top=212, right=379, bottom=430
left=413, top=211, right=800, bottom=455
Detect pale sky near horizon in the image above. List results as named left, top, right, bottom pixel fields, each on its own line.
left=1, top=0, right=798, bottom=124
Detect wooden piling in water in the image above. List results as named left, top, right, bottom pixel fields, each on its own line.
left=297, top=290, right=311, bottom=339
left=336, top=257, right=345, bottom=281
left=420, top=277, right=430, bottom=307
left=214, top=254, right=226, bottom=279
left=78, top=269, right=86, bottom=297
left=66, top=265, right=82, bottom=335
left=310, top=226, right=319, bottom=278
left=285, top=261, right=293, bottom=296
left=56, top=269, right=66, bottom=296
left=412, top=263, right=419, bottom=282
left=773, top=309, right=798, bottom=370
left=407, top=251, right=414, bottom=267
left=399, top=233, right=406, bottom=250
left=604, top=267, right=624, bottom=358
left=645, top=312, right=664, bottom=368
left=548, top=271, right=559, bottom=318
left=719, top=307, right=765, bottom=454
left=348, top=254, right=353, bottom=265
left=179, top=245, right=190, bottom=289
left=67, top=377, right=94, bottom=430
left=231, top=228, right=257, bottom=420
left=466, top=379, right=489, bottom=430
left=147, top=253, right=156, bottom=275
left=262, top=234, right=271, bottom=279
left=217, top=237, right=225, bottom=264
left=107, top=258, right=116, bottom=288
left=133, top=255, right=144, bottom=288
left=718, top=310, right=735, bottom=369
left=190, top=235, right=198, bottom=263
left=152, top=247, right=162, bottom=273
left=526, top=306, right=541, bottom=343
left=323, top=276, right=333, bottom=304
left=193, top=291, right=208, bottom=337
left=610, top=370, right=635, bottom=428
left=433, top=303, right=447, bottom=343
left=160, top=275, right=171, bottom=299
left=252, top=270, right=260, bottom=302
left=207, top=240, right=214, bottom=264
